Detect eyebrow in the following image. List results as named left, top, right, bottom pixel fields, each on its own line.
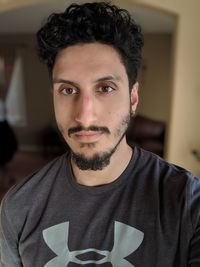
left=53, top=79, right=79, bottom=88
left=52, top=74, right=122, bottom=86
left=93, top=75, right=122, bottom=83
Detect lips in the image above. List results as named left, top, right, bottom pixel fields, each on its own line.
left=73, top=131, right=103, bottom=142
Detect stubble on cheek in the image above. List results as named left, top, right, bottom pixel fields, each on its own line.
left=114, top=113, right=131, bottom=139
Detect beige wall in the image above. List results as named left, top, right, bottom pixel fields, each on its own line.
left=138, top=34, right=172, bottom=123
left=133, top=0, right=200, bottom=176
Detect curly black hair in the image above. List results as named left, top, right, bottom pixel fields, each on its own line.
left=37, top=2, right=144, bottom=88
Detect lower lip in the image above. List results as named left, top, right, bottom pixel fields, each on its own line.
left=73, top=132, right=103, bottom=143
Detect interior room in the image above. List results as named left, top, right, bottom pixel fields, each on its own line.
left=0, top=0, right=200, bottom=199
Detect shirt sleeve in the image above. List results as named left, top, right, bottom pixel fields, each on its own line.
left=0, top=199, right=22, bottom=267
left=188, top=176, right=200, bottom=267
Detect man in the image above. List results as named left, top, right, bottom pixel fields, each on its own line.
left=0, top=2, right=199, bottom=266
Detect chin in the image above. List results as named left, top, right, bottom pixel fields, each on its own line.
left=71, top=141, right=104, bottom=153
left=71, top=150, right=112, bottom=171
left=72, top=148, right=104, bottom=160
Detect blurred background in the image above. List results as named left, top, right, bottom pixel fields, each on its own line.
left=0, top=0, right=200, bottom=199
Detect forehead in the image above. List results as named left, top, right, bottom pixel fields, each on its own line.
left=52, top=43, right=128, bottom=82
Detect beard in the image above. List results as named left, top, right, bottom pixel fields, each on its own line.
left=71, top=112, right=131, bottom=171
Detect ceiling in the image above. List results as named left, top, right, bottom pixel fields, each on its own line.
left=0, top=1, right=176, bottom=34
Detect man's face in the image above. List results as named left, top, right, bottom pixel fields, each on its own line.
left=52, top=43, right=138, bottom=170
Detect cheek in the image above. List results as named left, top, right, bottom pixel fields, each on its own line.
left=108, top=92, right=130, bottom=111
left=109, top=103, right=130, bottom=119
left=53, top=99, right=71, bottom=127
left=101, top=97, right=130, bottom=125
left=53, top=101, right=62, bottom=123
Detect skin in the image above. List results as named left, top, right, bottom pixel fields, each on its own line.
left=52, top=43, right=139, bottom=186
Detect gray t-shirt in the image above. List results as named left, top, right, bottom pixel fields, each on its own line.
left=0, top=147, right=200, bottom=267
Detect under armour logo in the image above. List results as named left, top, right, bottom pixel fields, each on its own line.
left=43, top=221, right=144, bottom=267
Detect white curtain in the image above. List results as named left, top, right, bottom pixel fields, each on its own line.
left=5, top=56, right=27, bottom=127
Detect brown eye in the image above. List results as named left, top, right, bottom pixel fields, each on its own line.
left=98, top=86, right=114, bottom=93
left=60, top=87, right=77, bottom=95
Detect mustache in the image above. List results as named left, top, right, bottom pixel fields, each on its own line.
left=68, top=125, right=110, bottom=137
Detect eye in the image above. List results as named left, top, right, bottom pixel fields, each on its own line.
left=60, top=87, right=78, bottom=95
left=98, top=86, right=114, bottom=93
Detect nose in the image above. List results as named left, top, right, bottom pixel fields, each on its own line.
left=74, top=94, right=97, bottom=127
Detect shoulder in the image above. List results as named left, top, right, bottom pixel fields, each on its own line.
left=135, top=147, right=200, bottom=226
left=135, top=146, right=198, bottom=182
left=1, top=153, right=69, bottom=221
left=134, top=147, right=200, bottom=200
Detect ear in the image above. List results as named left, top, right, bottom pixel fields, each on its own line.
left=130, top=81, right=139, bottom=113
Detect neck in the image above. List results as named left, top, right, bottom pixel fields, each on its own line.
left=70, top=139, right=133, bottom=187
